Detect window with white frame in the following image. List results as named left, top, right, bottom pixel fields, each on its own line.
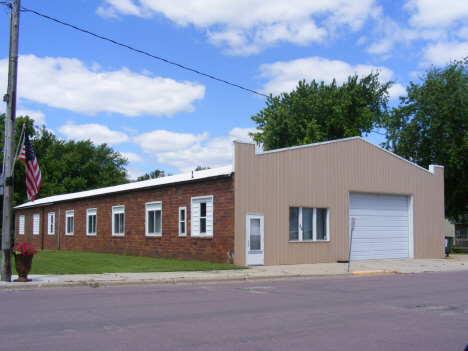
left=87, top=208, right=97, bottom=236
left=146, top=202, right=162, bottom=236
left=66, top=211, right=74, bottom=235
left=48, top=212, right=55, bottom=235
left=191, top=196, right=213, bottom=237
left=19, top=215, right=25, bottom=235
left=289, top=207, right=329, bottom=242
left=179, top=206, right=187, bottom=237
left=112, top=206, right=125, bottom=236
left=33, top=214, right=40, bottom=235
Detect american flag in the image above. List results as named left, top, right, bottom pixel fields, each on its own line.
left=22, top=134, right=42, bottom=201
left=18, top=143, right=26, bottom=162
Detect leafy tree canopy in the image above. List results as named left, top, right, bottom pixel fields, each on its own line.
left=135, top=169, right=171, bottom=182
left=194, top=166, right=211, bottom=171
left=0, top=114, right=129, bottom=206
left=382, top=58, right=468, bottom=221
left=250, top=72, right=393, bottom=150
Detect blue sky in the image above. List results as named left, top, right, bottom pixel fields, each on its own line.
left=1, top=0, right=467, bottom=179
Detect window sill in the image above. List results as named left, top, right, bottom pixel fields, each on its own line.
left=86, top=234, right=97, bottom=236
left=191, top=236, right=213, bottom=240
left=289, top=240, right=329, bottom=243
left=145, top=234, right=162, bottom=238
left=112, top=234, right=125, bottom=237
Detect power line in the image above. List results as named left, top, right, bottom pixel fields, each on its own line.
left=19, top=5, right=271, bottom=100
left=4, top=3, right=388, bottom=137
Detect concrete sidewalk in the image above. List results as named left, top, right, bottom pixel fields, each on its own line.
left=1, top=254, right=467, bottom=291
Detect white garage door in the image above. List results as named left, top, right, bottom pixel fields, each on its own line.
left=349, top=193, right=410, bottom=260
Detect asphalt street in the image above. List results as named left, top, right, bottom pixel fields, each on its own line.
left=1, top=271, right=467, bottom=351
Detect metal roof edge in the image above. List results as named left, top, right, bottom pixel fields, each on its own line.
left=14, top=165, right=233, bottom=210
left=237, top=136, right=442, bottom=175
left=253, top=136, right=362, bottom=155
left=358, top=138, right=443, bottom=174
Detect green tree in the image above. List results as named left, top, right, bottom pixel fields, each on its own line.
left=194, top=166, right=211, bottom=171
left=382, top=58, right=468, bottom=221
left=136, top=169, right=167, bottom=181
left=0, top=114, right=130, bottom=206
left=250, top=72, right=393, bottom=150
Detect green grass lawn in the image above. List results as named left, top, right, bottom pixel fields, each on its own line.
left=12, top=250, right=246, bottom=275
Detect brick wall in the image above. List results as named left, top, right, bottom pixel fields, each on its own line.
left=14, top=176, right=235, bottom=264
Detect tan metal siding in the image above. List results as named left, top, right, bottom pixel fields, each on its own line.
left=234, top=138, right=445, bottom=266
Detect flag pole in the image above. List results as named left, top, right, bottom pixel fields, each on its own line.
left=13, top=122, right=26, bottom=166
left=2, top=0, right=21, bottom=282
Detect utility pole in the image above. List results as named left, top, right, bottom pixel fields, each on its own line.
left=1, top=0, right=21, bottom=282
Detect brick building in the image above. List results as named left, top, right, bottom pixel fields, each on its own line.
left=15, top=138, right=446, bottom=266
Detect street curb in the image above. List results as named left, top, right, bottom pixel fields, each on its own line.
left=0, top=270, right=401, bottom=291
left=352, top=270, right=399, bottom=276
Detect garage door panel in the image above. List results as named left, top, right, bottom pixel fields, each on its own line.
left=351, top=250, right=409, bottom=261
left=350, top=208, right=409, bottom=217
left=352, top=230, right=409, bottom=239
left=352, top=219, right=408, bottom=228
left=352, top=239, right=408, bottom=249
left=349, top=193, right=410, bottom=260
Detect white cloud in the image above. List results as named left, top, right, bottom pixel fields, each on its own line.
left=259, top=56, right=405, bottom=100
left=133, top=127, right=255, bottom=172
left=97, top=0, right=152, bottom=18
left=120, top=151, right=144, bottom=163
left=157, top=138, right=232, bottom=172
left=57, top=122, right=130, bottom=146
left=421, top=41, right=468, bottom=67
left=228, top=127, right=257, bottom=141
left=132, top=130, right=209, bottom=153
left=363, top=15, right=418, bottom=56
left=121, top=126, right=138, bottom=135
left=98, top=0, right=378, bottom=55
left=16, top=110, right=46, bottom=126
left=0, top=55, right=205, bottom=117
left=404, top=0, right=468, bottom=29
left=126, top=165, right=143, bottom=181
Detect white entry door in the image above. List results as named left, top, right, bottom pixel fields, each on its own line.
left=246, top=214, right=264, bottom=266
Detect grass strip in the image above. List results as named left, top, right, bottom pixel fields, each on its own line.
left=12, top=250, right=245, bottom=275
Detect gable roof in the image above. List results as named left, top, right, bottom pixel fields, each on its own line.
left=234, top=136, right=442, bottom=175
left=14, top=165, right=233, bottom=209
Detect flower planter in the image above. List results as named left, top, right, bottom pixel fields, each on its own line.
left=14, top=254, right=34, bottom=282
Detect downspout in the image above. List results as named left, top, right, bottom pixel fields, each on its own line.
left=57, top=204, right=60, bottom=250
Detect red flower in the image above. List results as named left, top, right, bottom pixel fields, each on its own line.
left=12, top=243, right=37, bottom=256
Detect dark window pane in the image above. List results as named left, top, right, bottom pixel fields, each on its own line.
left=180, top=222, right=185, bottom=234
left=251, top=234, right=261, bottom=250
left=67, top=217, right=74, bottom=233
left=200, top=218, right=206, bottom=233
left=120, top=214, right=125, bottom=233
left=155, top=210, right=161, bottom=233
left=180, top=209, right=185, bottom=221
left=289, top=207, right=299, bottom=241
left=200, top=202, right=206, bottom=217
left=115, top=213, right=124, bottom=234
left=303, top=208, right=313, bottom=240
left=316, top=208, right=327, bottom=240
left=148, top=210, right=154, bottom=233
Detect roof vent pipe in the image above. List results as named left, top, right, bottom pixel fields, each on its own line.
left=192, top=171, right=194, bottom=179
